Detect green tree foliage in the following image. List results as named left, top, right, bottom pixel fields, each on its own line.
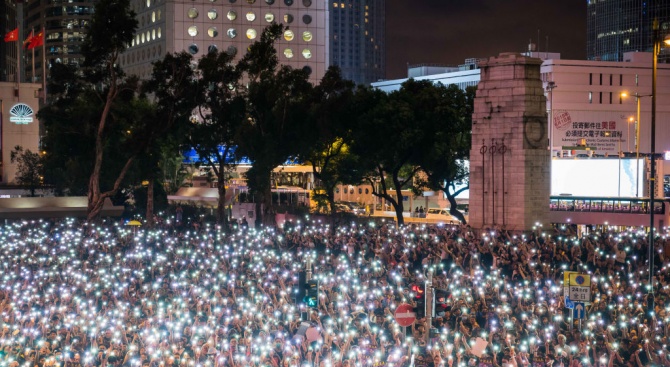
left=302, top=66, right=356, bottom=214
left=412, top=83, right=476, bottom=223
left=10, top=146, right=43, bottom=197
left=236, top=23, right=313, bottom=227
left=186, top=49, right=245, bottom=228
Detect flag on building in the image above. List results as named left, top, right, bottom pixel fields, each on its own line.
left=23, top=30, right=34, bottom=48
left=27, top=31, right=43, bottom=50
left=4, top=28, right=18, bottom=42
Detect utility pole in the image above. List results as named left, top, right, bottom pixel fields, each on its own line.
left=425, top=271, right=433, bottom=343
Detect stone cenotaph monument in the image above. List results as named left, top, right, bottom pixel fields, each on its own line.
left=468, top=53, right=550, bottom=231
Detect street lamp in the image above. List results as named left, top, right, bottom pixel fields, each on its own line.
left=648, top=19, right=670, bottom=319
left=546, top=81, right=557, bottom=154
left=623, top=92, right=652, bottom=196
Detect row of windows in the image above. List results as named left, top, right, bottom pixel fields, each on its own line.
left=122, top=44, right=163, bottom=65
left=130, top=27, right=162, bottom=47
left=589, top=73, right=623, bottom=86
left=588, top=91, right=625, bottom=104
left=212, top=0, right=312, bottom=6
left=188, top=9, right=312, bottom=25
left=184, top=41, right=312, bottom=60
left=187, top=26, right=312, bottom=42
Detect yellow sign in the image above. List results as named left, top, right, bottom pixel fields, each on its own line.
left=563, top=271, right=577, bottom=286
left=569, top=273, right=591, bottom=287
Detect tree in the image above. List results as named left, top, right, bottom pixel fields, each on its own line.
left=10, top=146, right=43, bottom=197
left=236, top=23, right=313, bottom=227
left=187, top=49, right=245, bottom=228
left=302, top=66, right=356, bottom=214
left=413, top=83, right=476, bottom=223
left=344, top=85, right=426, bottom=226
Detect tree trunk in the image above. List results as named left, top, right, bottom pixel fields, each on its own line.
left=327, top=186, right=336, bottom=214
left=392, top=175, right=405, bottom=226
left=262, top=183, right=275, bottom=227
left=446, top=190, right=467, bottom=224
left=217, top=178, right=229, bottom=230
left=146, top=177, right=155, bottom=227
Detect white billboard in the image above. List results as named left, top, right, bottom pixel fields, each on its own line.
left=552, top=110, right=634, bottom=154
left=551, top=158, right=644, bottom=197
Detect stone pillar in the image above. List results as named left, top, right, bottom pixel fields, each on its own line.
left=469, top=53, right=550, bottom=231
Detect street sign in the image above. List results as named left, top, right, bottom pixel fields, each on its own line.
left=573, top=302, right=586, bottom=319
left=564, top=272, right=591, bottom=303
left=565, top=296, right=574, bottom=309
left=395, top=303, right=416, bottom=327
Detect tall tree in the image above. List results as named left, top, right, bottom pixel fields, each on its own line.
left=302, top=66, right=356, bottom=213
left=81, top=0, right=139, bottom=220
left=236, top=23, right=313, bottom=227
left=345, top=85, right=426, bottom=225
left=188, top=49, right=245, bottom=228
left=413, top=83, right=476, bottom=223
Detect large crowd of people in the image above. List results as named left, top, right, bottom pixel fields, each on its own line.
left=0, top=216, right=668, bottom=367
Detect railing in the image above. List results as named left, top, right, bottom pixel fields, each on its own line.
left=549, top=196, right=666, bottom=215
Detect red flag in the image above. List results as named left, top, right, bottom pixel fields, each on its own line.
left=27, top=31, right=43, bottom=50
left=4, top=28, right=18, bottom=42
left=23, top=30, right=34, bottom=48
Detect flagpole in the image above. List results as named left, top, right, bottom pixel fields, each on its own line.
left=31, top=28, right=35, bottom=83
left=15, top=26, right=20, bottom=101
left=41, top=27, right=46, bottom=104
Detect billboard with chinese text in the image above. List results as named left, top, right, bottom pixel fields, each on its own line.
left=552, top=110, right=632, bottom=153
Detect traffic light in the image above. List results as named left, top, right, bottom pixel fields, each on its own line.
left=304, top=279, right=319, bottom=309
left=296, top=271, right=307, bottom=304
left=433, top=289, right=449, bottom=317
left=411, top=284, right=426, bottom=318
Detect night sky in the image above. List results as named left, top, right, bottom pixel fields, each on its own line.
left=385, top=0, right=588, bottom=79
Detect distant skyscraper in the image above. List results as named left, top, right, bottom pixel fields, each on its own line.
left=23, top=0, right=95, bottom=82
left=329, top=0, right=385, bottom=85
left=587, top=0, right=670, bottom=61
left=123, top=0, right=328, bottom=83
left=1, top=0, right=18, bottom=82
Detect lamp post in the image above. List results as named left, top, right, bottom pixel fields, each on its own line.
left=546, top=81, right=557, bottom=155
left=648, top=18, right=670, bottom=318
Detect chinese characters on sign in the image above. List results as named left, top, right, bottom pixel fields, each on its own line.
left=552, top=111, right=629, bottom=153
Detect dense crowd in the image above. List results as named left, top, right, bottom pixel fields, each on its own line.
left=0, top=217, right=668, bottom=367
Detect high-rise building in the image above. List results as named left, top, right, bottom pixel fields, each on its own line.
left=587, top=0, right=670, bottom=62
left=329, top=0, right=385, bottom=85
left=1, top=0, right=18, bottom=82
left=23, top=0, right=95, bottom=82
left=123, top=0, right=329, bottom=83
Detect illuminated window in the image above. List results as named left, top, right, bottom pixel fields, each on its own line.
left=152, top=29, right=156, bottom=40
left=158, top=27, right=162, bottom=38
left=157, top=10, right=161, bottom=20
left=227, top=28, right=237, bottom=38
left=152, top=11, right=156, bottom=22
left=227, top=11, right=237, bottom=20
left=284, top=48, right=294, bottom=58
left=284, top=14, right=293, bottom=23
left=208, top=27, right=218, bottom=37
left=141, top=33, right=145, bottom=43
left=246, top=28, right=257, bottom=39
left=187, top=8, right=198, bottom=19
left=146, top=0, right=150, bottom=7
left=188, top=26, right=198, bottom=37
left=146, top=30, right=150, bottom=41
left=246, top=11, right=256, bottom=21
left=284, top=30, right=294, bottom=41
left=302, top=31, right=312, bottom=42
left=265, top=13, right=274, bottom=22
left=208, top=9, right=218, bottom=20
left=302, top=48, right=311, bottom=59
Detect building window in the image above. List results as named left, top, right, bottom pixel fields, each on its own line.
left=284, top=0, right=293, bottom=5
left=208, top=45, right=218, bottom=54
left=284, top=48, right=294, bottom=58
left=246, top=28, right=257, bottom=39
left=589, top=73, right=592, bottom=85
left=227, top=11, right=237, bottom=20
left=189, top=44, right=199, bottom=54
left=303, top=0, right=312, bottom=6
left=227, top=28, right=237, bottom=38
left=302, top=31, right=312, bottom=42
left=227, top=45, right=237, bottom=56
left=620, top=74, right=623, bottom=86
left=266, top=0, right=275, bottom=4
left=302, top=65, right=312, bottom=75
left=358, top=188, right=362, bottom=194
left=246, top=11, right=256, bottom=21
left=284, top=30, right=294, bottom=41
left=599, top=73, right=602, bottom=85
left=208, top=27, right=218, bottom=37
left=599, top=92, right=602, bottom=104
left=284, top=14, right=293, bottom=23
left=208, top=9, right=218, bottom=20
left=303, top=14, right=312, bottom=24
left=589, top=91, right=592, bottom=103
left=187, top=8, right=198, bottom=19
left=302, top=48, right=311, bottom=59
left=609, top=92, right=612, bottom=104
left=265, top=13, right=274, bottom=22
left=188, top=26, right=198, bottom=37
left=247, top=0, right=256, bottom=3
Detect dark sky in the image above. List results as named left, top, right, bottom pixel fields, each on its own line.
left=385, top=0, right=588, bottom=79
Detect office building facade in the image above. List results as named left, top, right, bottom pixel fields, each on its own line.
left=1, top=0, right=18, bottom=82
left=587, top=0, right=670, bottom=61
left=123, top=0, right=329, bottom=83
left=329, top=0, right=384, bottom=85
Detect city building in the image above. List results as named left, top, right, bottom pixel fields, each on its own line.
left=123, top=0, right=329, bottom=83
left=1, top=0, right=18, bottom=82
left=329, top=0, right=385, bottom=85
left=587, top=0, right=670, bottom=62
